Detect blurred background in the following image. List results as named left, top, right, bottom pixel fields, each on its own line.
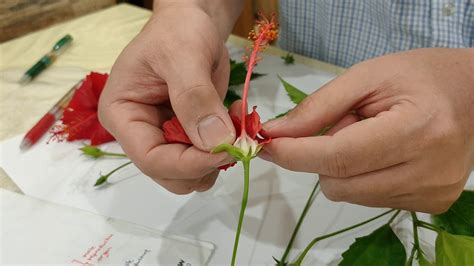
left=0, top=0, right=278, bottom=43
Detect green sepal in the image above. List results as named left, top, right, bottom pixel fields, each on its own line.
left=211, top=143, right=246, bottom=161
left=79, top=145, right=104, bottom=159
left=94, top=175, right=108, bottom=186
left=93, top=161, right=132, bottom=187
left=80, top=144, right=127, bottom=159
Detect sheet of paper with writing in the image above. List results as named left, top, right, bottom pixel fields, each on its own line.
left=0, top=189, right=214, bottom=265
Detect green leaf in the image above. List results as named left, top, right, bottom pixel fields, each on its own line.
left=417, top=253, right=434, bottom=266
left=281, top=53, right=295, bottom=65
left=211, top=143, right=245, bottom=161
left=229, top=59, right=265, bottom=87
left=277, top=75, right=308, bottom=104
left=435, top=230, right=474, bottom=266
left=339, top=224, right=406, bottom=266
left=432, top=190, right=474, bottom=237
left=223, top=89, right=241, bottom=108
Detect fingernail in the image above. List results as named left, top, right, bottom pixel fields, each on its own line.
left=263, top=116, right=287, bottom=131
left=198, top=115, right=234, bottom=149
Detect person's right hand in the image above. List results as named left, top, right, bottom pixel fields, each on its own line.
left=98, top=4, right=237, bottom=194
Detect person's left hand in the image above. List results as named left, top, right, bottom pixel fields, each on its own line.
left=261, top=48, right=474, bottom=213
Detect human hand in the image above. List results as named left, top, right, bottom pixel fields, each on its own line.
left=262, top=48, right=474, bottom=213
left=98, top=3, right=239, bottom=194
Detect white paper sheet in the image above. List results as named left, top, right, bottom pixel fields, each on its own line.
left=0, top=189, right=215, bottom=265
left=1, top=50, right=472, bottom=264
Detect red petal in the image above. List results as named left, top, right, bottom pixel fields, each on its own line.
left=245, top=106, right=262, bottom=139
left=64, top=111, right=97, bottom=141
left=68, top=78, right=97, bottom=111
left=90, top=122, right=115, bottom=145
left=218, top=162, right=237, bottom=171
left=256, top=128, right=272, bottom=144
left=230, top=115, right=242, bottom=138
left=89, top=72, right=108, bottom=99
left=162, top=117, right=192, bottom=144
left=67, top=72, right=108, bottom=111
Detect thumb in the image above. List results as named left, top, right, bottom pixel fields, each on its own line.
left=166, top=57, right=235, bottom=151
left=263, top=67, right=375, bottom=138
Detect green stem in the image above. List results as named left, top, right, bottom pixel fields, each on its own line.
left=293, top=209, right=396, bottom=265
left=407, top=213, right=444, bottom=265
left=411, top=212, right=421, bottom=248
left=416, top=220, right=442, bottom=232
left=406, top=245, right=417, bottom=266
left=387, top=209, right=401, bottom=224
left=94, top=161, right=132, bottom=186
left=231, top=158, right=251, bottom=266
left=279, top=180, right=320, bottom=265
left=407, top=212, right=421, bottom=266
left=101, top=152, right=127, bottom=158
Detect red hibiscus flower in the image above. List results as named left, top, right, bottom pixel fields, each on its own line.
left=50, top=72, right=115, bottom=145
left=162, top=106, right=270, bottom=170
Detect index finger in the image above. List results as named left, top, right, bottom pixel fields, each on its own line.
left=263, top=107, right=421, bottom=177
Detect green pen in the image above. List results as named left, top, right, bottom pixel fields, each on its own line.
left=19, top=34, right=73, bottom=84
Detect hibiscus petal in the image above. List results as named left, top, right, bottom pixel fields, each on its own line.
left=90, top=121, right=116, bottom=145
left=230, top=115, right=242, bottom=138
left=245, top=106, right=262, bottom=139
left=218, top=162, right=237, bottom=171
left=89, top=72, right=108, bottom=100
left=67, top=72, right=108, bottom=111
left=162, top=117, right=192, bottom=144
left=66, top=114, right=97, bottom=141
left=68, top=80, right=95, bottom=111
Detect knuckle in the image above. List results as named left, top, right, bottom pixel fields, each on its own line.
left=326, top=151, right=350, bottom=177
